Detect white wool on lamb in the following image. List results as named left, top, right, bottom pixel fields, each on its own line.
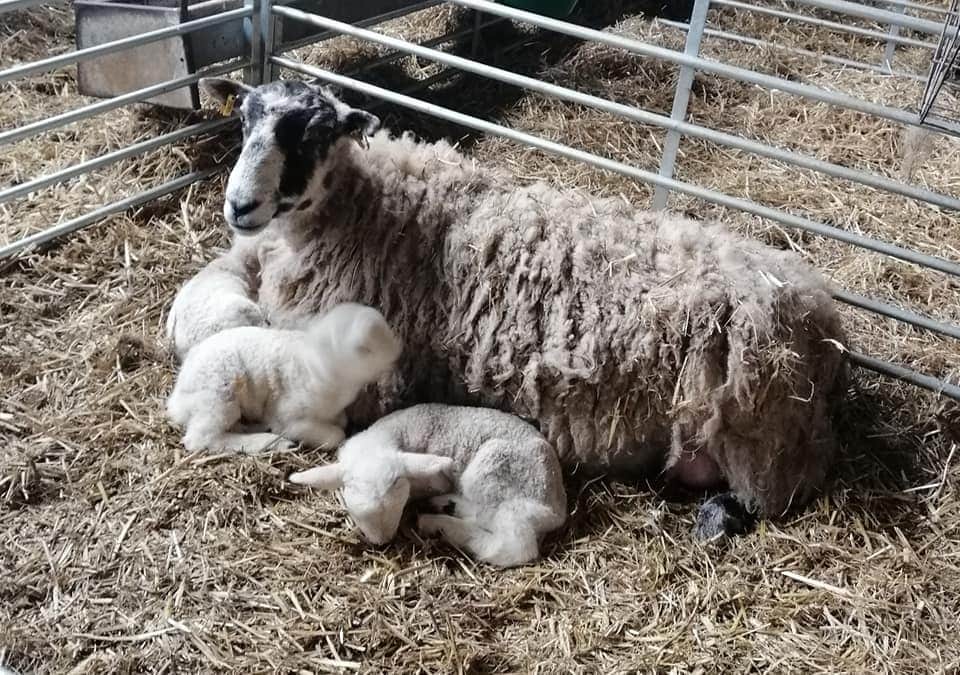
left=166, top=302, right=401, bottom=453
left=288, top=404, right=566, bottom=568
left=165, top=252, right=267, bottom=361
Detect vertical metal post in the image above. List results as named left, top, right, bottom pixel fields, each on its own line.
left=244, top=0, right=263, bottom=84
left=652, top=0, right=711, bottom=210
left=883, top=1, right=907, bottom=73
left=261, top=0, right=277, bottom=83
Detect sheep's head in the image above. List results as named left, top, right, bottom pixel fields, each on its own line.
left=306, top=303, right=402, bottom=384
left=199, top=77, right=380, bottom=235
left=289, top=452, right=455, bottom=545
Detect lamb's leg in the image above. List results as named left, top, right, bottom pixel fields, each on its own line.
left=278, top=419, right=345, bottom=450
left=693, top=492, right=756, bottom=540
left=417, top=508, right=541, bottom=568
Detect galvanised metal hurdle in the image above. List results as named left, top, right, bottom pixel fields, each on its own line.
left=2, top=0, right=960, bottom=400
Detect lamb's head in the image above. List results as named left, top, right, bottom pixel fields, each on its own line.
left=199, top=77, right=380, bottom=235
left=289, top=451, right=455, bottom=545
left=306, top=303, right=402, bottom=383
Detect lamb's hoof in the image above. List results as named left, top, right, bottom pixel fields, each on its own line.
left=427, top=494, right=459, bottom=516
left=694, top=493, right=755, bottom=540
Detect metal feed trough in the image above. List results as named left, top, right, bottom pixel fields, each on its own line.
left=74, top=0, right=429, bottom=108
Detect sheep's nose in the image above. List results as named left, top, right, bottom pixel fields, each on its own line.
left=231, top=199, right=260, bottom=217
left=224, top=198, right=263, bottom=232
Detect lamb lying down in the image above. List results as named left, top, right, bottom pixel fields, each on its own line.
left=288, top=404, right=567, bottom=568
left=167, top=303, right=401, bottom=453
left=165, top=252, right=266, bottom=361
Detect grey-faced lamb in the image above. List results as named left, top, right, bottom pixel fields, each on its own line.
left=195, top=77, right=847, bottom=538
left=288, top=403, right=567, bottom=568
left=166, top=302, right=401, bottom=453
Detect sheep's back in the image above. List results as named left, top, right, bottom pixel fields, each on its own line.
left=445, top=182, right=845, bottom=513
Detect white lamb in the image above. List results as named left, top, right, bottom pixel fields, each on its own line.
left=165, top=253, right=266, bottom=361
left=288, top=403, right=567, bottom=568
left=166, top=302, right=401, bottom=453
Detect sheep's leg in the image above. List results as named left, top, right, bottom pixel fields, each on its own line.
left=425, top=494, right=479, bottom=519
left=279, top=419, right=345, bottom=450
left=693, top=492, right=756, bottom=540
left=417, top=511, right=541, bottom=568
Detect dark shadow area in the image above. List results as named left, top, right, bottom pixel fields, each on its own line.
left=332, top=1, right=693, bottom=145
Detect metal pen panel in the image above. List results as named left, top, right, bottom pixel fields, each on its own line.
left=271, top=7, right=960, bottom=213
left=0, top=60, right=249, bottom=148
left=0, top=118, right=235, bottom=206
left=0, top=7, right=251, bottom=85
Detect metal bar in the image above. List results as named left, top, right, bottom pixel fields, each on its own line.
left=0, top=118, right=234, bottom=205
left=789, top=0, right=950, bottom=36
left=712, top=0, right=935, bottom=49
left=833, top=289, right=960, bottom=340
left=0, top=7, right=251, bottom=85
left=882, top=1, right=906, bottom=71
left=431, top=0, right=931, bottom=129
left=271, top=57, right=960, bottom=277
left=261, top=0, right=276, bottom=83
left=846, top=350, right=960, bottom=400
left=0, top=0, right=66, bottom=13
left=0, top=168, right=220, bottom=260
left=276, top=0, right=441, bottom=53
left=0, top=59, right=248, bottom=148
left=659, top=18, right=926, bottom=82
left=652, top=0, right=710, bottom=210
left=348, top=15, right=505, bottom=76
left=245, top=0, right=264, bottom=84
left=871, top=0, right=950, bottom=17
left=273, top=6, right=960, bottom=212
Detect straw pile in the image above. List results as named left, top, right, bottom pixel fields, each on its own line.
left=2, top=1, right=959, bottom=672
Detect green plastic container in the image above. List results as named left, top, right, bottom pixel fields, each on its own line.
left=497, top=0, right=578, bottom=19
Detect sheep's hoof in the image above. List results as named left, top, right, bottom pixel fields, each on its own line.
left=693, top=493, right=755, bottom=540
left=427, top=494, right=459, bottom=516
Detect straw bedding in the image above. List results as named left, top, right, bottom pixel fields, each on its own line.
left=2, top=1, right=959, bottom=673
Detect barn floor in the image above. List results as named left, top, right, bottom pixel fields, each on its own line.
left=2, top=1, right=960, bottom=672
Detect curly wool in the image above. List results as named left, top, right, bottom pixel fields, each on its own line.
left=236, top=130, right=846, bottom=517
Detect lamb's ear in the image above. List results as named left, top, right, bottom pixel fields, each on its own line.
left=399, top=453, right=455, bottom=491
left=199, top=77, right=253, bottom=108
left=288, top=464, right=344, bottom=490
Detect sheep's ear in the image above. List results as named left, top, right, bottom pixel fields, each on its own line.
left=288, top=464, right=344, bottom=490
left=399, top=453, right=455, bottom=492
left=199, top=77, right=253, bottom=108
left=340, top=109, right=380, bottom=138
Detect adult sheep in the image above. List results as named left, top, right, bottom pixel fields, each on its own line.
left=195, top=77, right=847, bottom=539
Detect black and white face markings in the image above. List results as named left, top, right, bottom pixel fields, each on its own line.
left=217, top=79, right=379, bottom=235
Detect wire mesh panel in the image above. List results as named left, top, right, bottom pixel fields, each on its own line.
left=919, top=0, right=960, bottom=133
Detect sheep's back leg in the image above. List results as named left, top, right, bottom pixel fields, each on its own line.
left=693, top=492, right=757, bottom=540
left=417, top=512, right=541, bottom=568
left=215, top=432, right=297, bottom=454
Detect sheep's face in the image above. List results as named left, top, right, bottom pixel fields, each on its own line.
left=342, top=470, right=411, bottom=545
left=200, top=77, right=379, bottom=235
